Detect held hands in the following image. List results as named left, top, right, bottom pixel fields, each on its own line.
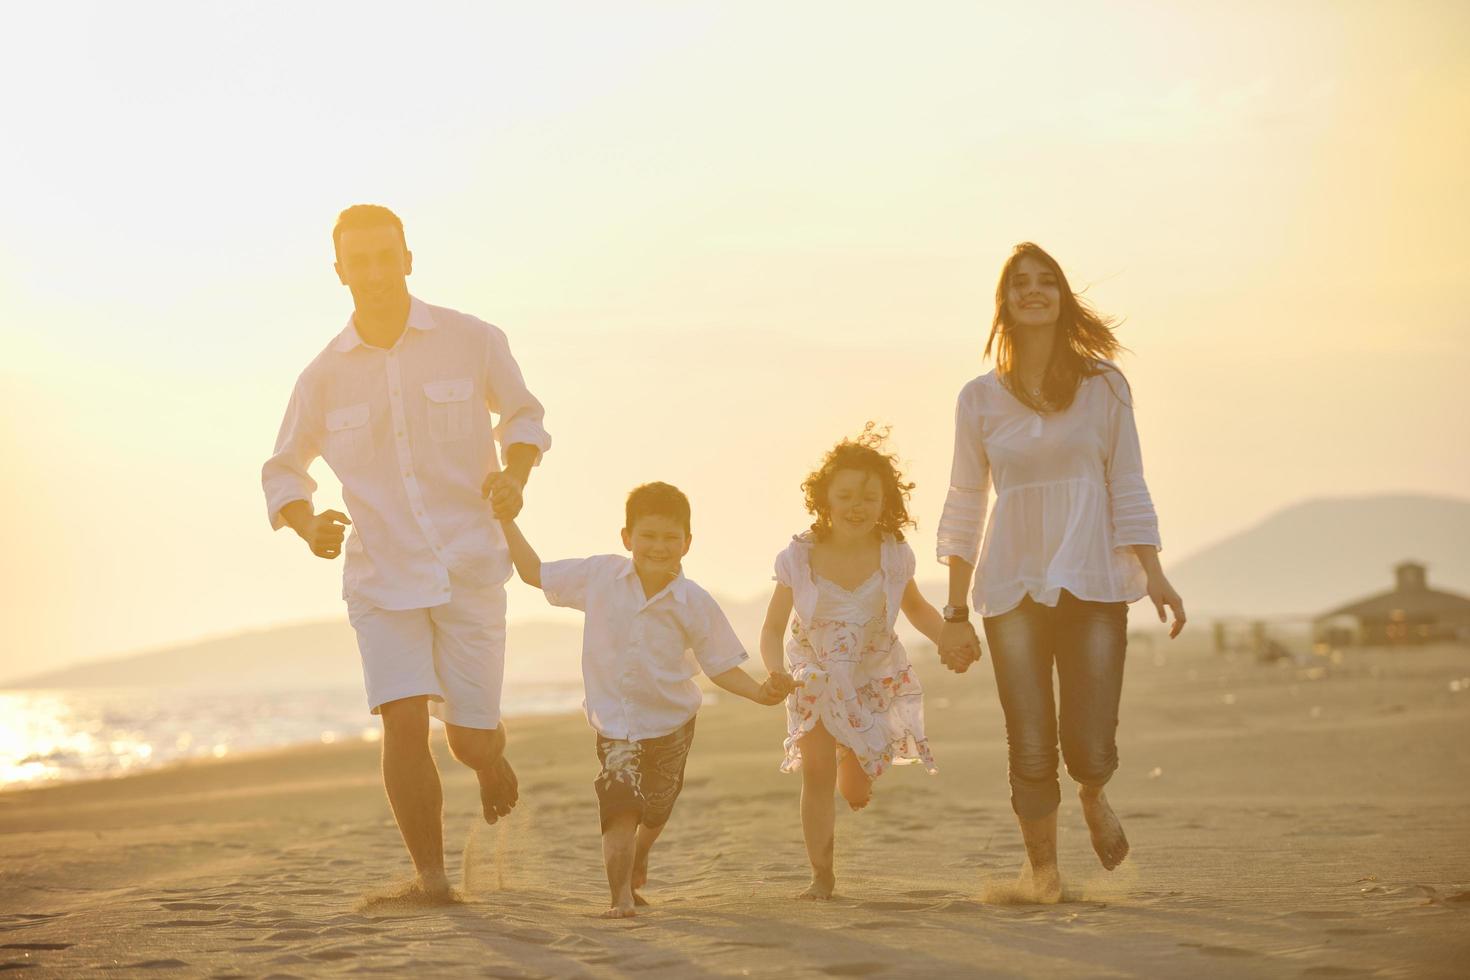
left=299, top=509, right=351, bottom=560
left=481, top=470, right=526, bottom=520
left=1148, top=572, right=1188, bottom=638
left=938, top=619, right=983, bottom=674
left=756, top=670, right=800, bottom=706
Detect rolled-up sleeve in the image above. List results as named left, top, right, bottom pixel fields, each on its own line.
left=261, top=377, right=321, bottom=530
left=482, top=322, right=551, bottom=466
left=1103, top=373, right=1161, bottom=552
left=936, top=384, right=990, bottom=567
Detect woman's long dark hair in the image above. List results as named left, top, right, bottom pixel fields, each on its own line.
left=984, top=242, right=1125, bottom=412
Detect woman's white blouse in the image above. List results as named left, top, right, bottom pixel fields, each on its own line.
left=936, top=366, right=1161, bottom=617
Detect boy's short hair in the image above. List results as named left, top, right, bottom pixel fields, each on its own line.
left=333, top=204, right=406, bottom=260
left=625, top=482, right=691, bottom=535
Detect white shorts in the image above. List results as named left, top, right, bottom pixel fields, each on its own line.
left=345, top=578, right=506, bottom=730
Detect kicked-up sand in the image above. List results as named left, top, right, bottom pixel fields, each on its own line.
left=1, top=640, right=1467, bottom=977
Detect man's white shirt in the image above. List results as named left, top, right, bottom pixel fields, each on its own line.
left=262, top=297, right=550, bottom=609
left=541, top=555, right=749, bottom=741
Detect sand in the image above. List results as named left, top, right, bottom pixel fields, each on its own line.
left=1, top=640, right=1468, bottom=978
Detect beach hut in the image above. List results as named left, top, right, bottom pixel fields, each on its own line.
left=1313, top=561, right=1470, bottom=646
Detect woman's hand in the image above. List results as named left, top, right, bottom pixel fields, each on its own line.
left=938, top=620, right=983, bottom=673
left=1147, top=572, right=1187, bottom=638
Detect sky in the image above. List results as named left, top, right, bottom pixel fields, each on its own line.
left=1, top=1, right=1467, bottom=680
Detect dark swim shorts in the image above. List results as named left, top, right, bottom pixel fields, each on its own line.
left=593, top=716, right=696, bottom=832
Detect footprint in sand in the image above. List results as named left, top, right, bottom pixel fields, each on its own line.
left=0, top=945, right=71, bottom=951
left=821, top=963, right=888, bottom=977
left=1180, top=942, right=1261, bottom=958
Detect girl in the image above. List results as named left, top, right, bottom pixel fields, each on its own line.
left=935, top=242, right=1186, bottom=902
left=761, top=425, right=944, bottom=900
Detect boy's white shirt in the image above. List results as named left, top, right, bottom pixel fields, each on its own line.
left=541, top=555, right=748, bottom=741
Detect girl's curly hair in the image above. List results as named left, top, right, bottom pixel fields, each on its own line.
left=801, top=423, right=917, bottom=542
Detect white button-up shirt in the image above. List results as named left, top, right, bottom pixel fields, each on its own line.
left=541, top=555, right=748, bottom=741
left=937, top=365, right=1161, bottom=617
left=262, top=297, right=551, bottom=609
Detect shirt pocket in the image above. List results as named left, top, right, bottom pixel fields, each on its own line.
left=324, top=403, right=374, bottom=468
left=424, top=378, right=475, bottom=442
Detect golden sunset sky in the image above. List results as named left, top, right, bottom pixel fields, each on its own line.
left=1, top=1, right=1466, bottom=678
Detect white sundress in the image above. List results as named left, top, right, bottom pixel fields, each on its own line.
left=775, top=533, right=936, bottom=779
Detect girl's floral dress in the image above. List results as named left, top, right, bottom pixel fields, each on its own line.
left=775, top=532, right=936, bottom=779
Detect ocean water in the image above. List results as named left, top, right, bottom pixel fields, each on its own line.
left=0, top=682, right=586, bottom=791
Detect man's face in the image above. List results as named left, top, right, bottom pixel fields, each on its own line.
left=335, top=223, right=412, bottom=316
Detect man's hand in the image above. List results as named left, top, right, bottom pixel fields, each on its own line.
left=297, top=509, right=351, bottom=560
left=481, top=471, right=526, bottom=520
left=938, top=619, right=983, bottom=674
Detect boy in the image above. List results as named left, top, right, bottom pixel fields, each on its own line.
left=501, top=482, right=793, bottom=918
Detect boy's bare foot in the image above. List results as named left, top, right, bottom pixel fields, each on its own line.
left=797, top=869, right=836, bottom=900
left=477, top=756, right=519, bottom=825
left=601, top=901, right=637, bottom=919
left=1079, top=788, right=1130, bottom=870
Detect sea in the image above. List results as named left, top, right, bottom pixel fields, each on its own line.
left=0, top=682, right=587, bottom=791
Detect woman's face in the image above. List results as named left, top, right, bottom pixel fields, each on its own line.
left=1005, top=254, right=1062, bottom=331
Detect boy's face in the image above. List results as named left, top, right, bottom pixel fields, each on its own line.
left=621, top=514, right=691, bottom=579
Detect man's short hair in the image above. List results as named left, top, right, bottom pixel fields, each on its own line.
left=625, top=482, right=692, bottom=535
left=333, top=204, right=406, bottom=259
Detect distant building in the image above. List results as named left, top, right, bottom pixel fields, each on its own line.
left=1314, top=561, right=1470, bottom=646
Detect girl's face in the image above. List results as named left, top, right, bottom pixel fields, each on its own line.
left=825, top=468, right=883, bottom=541
left=1005, top=254, right=1062, bottom=331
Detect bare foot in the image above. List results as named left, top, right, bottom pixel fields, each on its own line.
left=797, top=870, right=836, bottom=900
left=632, top=891, right=649, bottom=907
left=1080, top=789, right=1130, bottom=870
left=477, top=756, right=519, bottom=825
left=601, top=902, right=637, bottom=919
left=356, top=875, right=462, bottom=912
left=1020, top=860, right=1062, bottom=904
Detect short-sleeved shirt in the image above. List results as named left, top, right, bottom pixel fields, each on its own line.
left=540, top=555, right=748, bottom=740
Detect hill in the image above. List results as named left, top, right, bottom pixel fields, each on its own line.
left=1165, top=494, right=1470, bottom=618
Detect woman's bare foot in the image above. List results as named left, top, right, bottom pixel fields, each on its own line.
left=1020, top=860, right=1063, bottom=904
left=797, top=869, right=836, bottom=900
left=601, top=901, right=637, bottom=919
left=477, top=756, right=519, bottom=825
left=1079, top=787, right=1130, bottom=870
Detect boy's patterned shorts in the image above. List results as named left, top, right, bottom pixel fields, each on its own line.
left=593, top=717, right=696, bottom=832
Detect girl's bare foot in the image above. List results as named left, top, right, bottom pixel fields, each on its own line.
left=1079, top=787, right=1130, bottom=870
left=798, top=869, right=836, bottom=900
left=601, top=902, right=637, bottom=919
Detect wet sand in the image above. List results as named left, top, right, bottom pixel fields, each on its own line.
left=1, top=640, right=1467, bottom=978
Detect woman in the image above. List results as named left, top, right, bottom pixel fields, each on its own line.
left=936, top=242, right=1185, bottom=902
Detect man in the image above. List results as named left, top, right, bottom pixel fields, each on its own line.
left=262, top=204, right=550, bottom=899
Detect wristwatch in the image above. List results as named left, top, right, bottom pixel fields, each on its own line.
left=942, top=604, right=970, bottom=623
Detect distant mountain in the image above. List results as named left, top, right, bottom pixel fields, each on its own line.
left=1165, top=494, right=1470, bottom=618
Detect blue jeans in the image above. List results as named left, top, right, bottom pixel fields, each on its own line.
left=982, top=591, right=1128, bottom=819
